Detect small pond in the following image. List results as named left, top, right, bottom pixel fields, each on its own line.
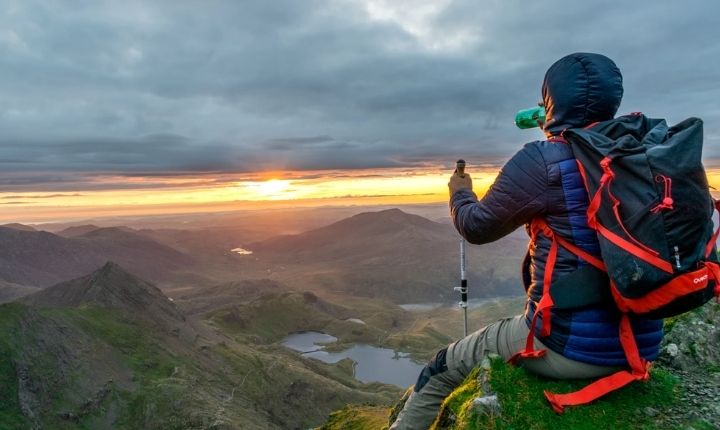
left=281, top=331, right=425, bottom=388
left=230, top=247, right=253, bottom=255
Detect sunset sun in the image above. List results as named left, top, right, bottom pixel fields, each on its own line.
left=253, top=179, right=292, bottom=198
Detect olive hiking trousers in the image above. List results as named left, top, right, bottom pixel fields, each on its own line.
left=389, top=315, right=621, bottom=429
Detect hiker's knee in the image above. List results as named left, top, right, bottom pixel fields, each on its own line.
left=447, top=316, right=527, bottom=372
left=414, top=346, right=449, bottom=392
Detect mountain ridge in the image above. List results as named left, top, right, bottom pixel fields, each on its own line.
left=0, top=227, right=194, bottom=287
left=250, top=208, right=526, bottom=302
left=22, top=261, right=185, bottom=325
left=0, top=223, right=37, bottom=232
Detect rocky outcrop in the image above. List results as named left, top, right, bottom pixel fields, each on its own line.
left=656, top=301, right=720, bottom=428
left=658, top=301, right=719, bottom=372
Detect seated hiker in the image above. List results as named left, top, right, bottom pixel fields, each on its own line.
left=390, top=52, right=665, bottom=429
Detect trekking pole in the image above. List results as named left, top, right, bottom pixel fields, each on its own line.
left=454, top=159, right=469, bottom=337
left=459, top=238, right=468, bottom=336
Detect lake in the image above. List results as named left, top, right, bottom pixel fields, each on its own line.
left=230, top=247, right=253, bottom=255
left=281, top=331, right=425, bottom=388
left=400, top=296, right=518, bottom=311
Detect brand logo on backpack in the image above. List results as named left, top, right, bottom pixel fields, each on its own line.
left=694, top=274, right=709, bottom=284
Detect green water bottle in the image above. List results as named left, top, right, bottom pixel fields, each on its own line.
left=515, top=106, right=546, bottom=129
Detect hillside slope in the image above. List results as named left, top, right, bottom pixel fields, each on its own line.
left=2, top=264, right=400, bottom=429
left=0, top=281, right=39, bottom=304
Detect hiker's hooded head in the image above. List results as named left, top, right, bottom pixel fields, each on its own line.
left=541, top=53, right=623, bottom=137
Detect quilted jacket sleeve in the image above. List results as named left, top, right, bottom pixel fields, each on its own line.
left=450, top=143, right=548, bottom=244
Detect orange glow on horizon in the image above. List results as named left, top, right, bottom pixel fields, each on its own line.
left=0, top=166, right=500, bottom=224
left=5, top=165, right=720, bottom=224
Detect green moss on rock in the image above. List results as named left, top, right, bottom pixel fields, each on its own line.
left=318, top=405, right=390, bottom=430
left=431, top=358, right=678, bottom=430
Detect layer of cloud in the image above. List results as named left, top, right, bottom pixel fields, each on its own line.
left=1, top=0, right=719, bottom=191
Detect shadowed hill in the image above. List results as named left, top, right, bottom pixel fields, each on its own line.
left=0, top=226, right=102, bottom=286
left=252, top=209, right=451, bottom=261
left=74, top=227, right=193, bottom=274
left=0, top=227, right=193, bottom=286
left=23, top=262, right=185, bottom=325
left=171, top=278, right=285, bottom=315
left=250, top=209, right=527, bottom=303
left=0, top=223, right=37, bottom=231
left=55, top=224, right=101, bottom=237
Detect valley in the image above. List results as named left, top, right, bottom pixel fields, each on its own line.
left=0, top=205, right=527, bottom=428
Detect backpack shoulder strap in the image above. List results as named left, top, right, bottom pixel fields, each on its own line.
left=508, top=219, right=606, bottom=364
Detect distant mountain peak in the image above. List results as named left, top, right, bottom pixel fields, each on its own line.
left=377, top=208, right=405, bottom=215
left=95, top=260, right=127, bottom=275
left=77, top=226, right=137, bottom=238
left=23, top=262, right=185, bottom=324
left=56, top=224, right=100, bottom=237
left=340, top=208, right=443, bottom=230
left=1, top=223, right=37, bottom=231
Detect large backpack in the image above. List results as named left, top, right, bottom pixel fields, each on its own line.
left=511, top=113, right=720, bottom=413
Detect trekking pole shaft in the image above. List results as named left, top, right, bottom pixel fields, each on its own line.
left=456, top=159, right=469, bottom=337
left=460, top=238, right=468, bottom=336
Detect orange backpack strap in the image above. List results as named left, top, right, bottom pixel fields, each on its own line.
left=544, top=313, right=650, bottom=414
left=508, top=220, right=555, bottom=364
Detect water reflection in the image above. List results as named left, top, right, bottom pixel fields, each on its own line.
left=282, top=331, right=424, bottom=388
left=230, top=247, right=253, bottom=255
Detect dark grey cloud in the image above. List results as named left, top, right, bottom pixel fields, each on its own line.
left=1, top=0, right=719, bottom=191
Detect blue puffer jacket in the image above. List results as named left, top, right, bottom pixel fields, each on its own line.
left=450, top=53, right=663, bottom=366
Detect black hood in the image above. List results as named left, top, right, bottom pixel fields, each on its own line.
left=542, top=53, right=623, bottom=137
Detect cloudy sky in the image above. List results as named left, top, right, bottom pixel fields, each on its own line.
left=1, top=0, right=719, bottom=221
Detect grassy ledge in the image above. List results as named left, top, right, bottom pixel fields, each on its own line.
left=319, top=358, right=682, bottom=430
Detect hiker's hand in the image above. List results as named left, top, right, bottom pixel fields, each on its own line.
left=448, top=171, right=472, bottom=196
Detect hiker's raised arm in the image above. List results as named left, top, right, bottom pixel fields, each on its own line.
left=449, top=144, right=547, bottom=244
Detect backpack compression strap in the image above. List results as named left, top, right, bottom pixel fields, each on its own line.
left=577, top=157, right=674, bottom=274
left=609, top=199, right=720, bottom=313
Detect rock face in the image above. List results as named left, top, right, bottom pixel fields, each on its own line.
left=471, top=395, right=501, bottom=416
left=656, top=301, right=720, bottom=429
left=658, top=301, right=720, bottom=372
